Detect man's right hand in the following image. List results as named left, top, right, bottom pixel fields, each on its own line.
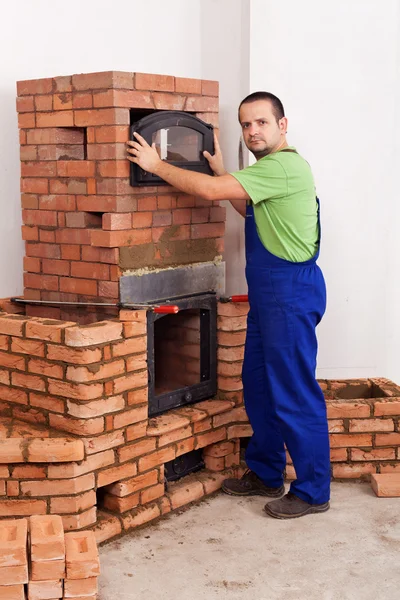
left=203, top=132, right=226, bottom=176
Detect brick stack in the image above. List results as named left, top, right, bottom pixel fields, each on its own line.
left=16, top=71, right=222, bottom=324
left=0, top=515, right=100, bottom=599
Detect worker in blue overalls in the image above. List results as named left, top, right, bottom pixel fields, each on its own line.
left=127, top=91, right=330, bottom=520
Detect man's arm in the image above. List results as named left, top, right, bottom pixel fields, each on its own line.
left=127, top=133, right=250, bottom=204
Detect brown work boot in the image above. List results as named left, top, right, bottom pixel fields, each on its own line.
left=222, top=469, right=285, bottom=497
left=264, top=492, right=330, bottom=519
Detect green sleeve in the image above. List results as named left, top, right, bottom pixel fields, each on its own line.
left=230, top=158, right=288, bottom=204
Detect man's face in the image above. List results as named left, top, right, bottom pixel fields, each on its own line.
left=239, top=100, right=287, bottom=159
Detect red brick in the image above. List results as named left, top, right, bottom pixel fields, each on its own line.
left=21, top=178, right=49, bottom=194
left=375, top=433, right=400, bottom=446
left=95, top=125, right=129, bottom=143
left=175, top=77, right=202, bottom=94
left=16, top=96, right=34, bottom=112
left=65, top=321, right=122, bottom=347
left=97, top=462, right=137, bottom=488
left=74, top=108, right=129, bottom=127
left=84, top=430, right=124, bottom=455
left=168, top=479, right=204, bottom=509
left=349, top=418, right=394, bottom=432
left=20, top=145, right=38, bottom=160
left=126, top=421, right=147, bottom=441
left=351, top=447, right=395, bottom=461
left=62, top=507, right=97, bottom=531
left=0, top=385, right=28, bottom=406
left=17, top=78, right=53, bottom=96
left=57, top=160, right=95, bottom=178
left=186, top=96, right=218, bottom=112
left=24, top=273, right=59, bottom=291
left=102, top=213, right=132, bottom=230
left=34, top=94, right=53, bottom=111
left=21, top=193, right=39, bottom=209
left=50, top=491, right=96, bottom=518
left=70, top=261, right=110, bottom=280
left=53, top=91, right=73, bottom=110
left=48, top=450, right=115, bottom=478
left=153, top=93, right=185, bottom=110
left=22, top=474, right=94, bottom=498
left=132, top=212, right=152, bottom=228
left=27, top=128, right=84, bottom=145
left=61, top=245, right=81, bottom=260
left=47, top=378, right=103, bottom=400
left=46, top=344, right=101, bottom=364
left=72, top=91, right=93, bottom=108
left=374, top=400, right=400, bottom=416
left=0, top=564, right=28, bottom=586
left=0, top=500, right=46, bottom=517
left=112, top=338, right=146, bottom=359
left=67, top=395, right=125, bottom=419
left=26, top=319, right=74, bottom=342
left=202, top=80, right=219, bottom=96
left=329, top=433, right=373, bottom=447
left=21, top=225, right=38, bottom=241
left=0, top=519, right=27, bottom=567
left=27, top=580, right=62, bottom=599
left=135, top=73, right=174, bottom=91
left=122, top=504, right=160, bottom=531
left=28, top=358, right=63, bottom=379
left=0, top=351, right=25, bottom=370
left=64, top=577, right=98, bottom=597
left=29, top=515, right=65, bottom=561
left=36, top=111, right=74, bottom=127
left=327, top=402, right=371, bottom=418
left=41, top=259, right=70, bottom=276
left=30, top=559, right=65, bottom=581
left=0, top=583, right=25, bottom=599
left=59, top=277, right=97, bottom=296
left=11, top=371, right=45, bottom=392
left=371, top=473, right=400, bottom=497
left=18, top=113, right=35, bottom=128
left=113, top=371, right=147, bottom=395
left=332, top=463, right=376, bottom=479
left=72, top=71, right=134, bottom=90
left=11, top=465, right=45, bottom=479
left=118, top=438, right=156, bottom=463
left=93, top=89, right=154, bottom=108
left=106, top=470, right=158, bottom=497
left=138, top=447, right=175, bottom=472
left=141, top=483, right=165, bottom=504
left=26, top=243, right=61, bottom=259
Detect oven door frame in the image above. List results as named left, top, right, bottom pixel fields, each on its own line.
left=146, top=293, right=217, bottom=417
left=130, top=111, right=214, bottom=187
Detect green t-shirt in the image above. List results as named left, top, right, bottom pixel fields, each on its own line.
left=231, top=147, right=319, bottom=262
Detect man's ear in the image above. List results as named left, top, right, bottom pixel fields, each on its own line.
left=279, top=117, right=288, bottom=134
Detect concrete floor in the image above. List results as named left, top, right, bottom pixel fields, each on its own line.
left=98, top=482, right=400, bottom=600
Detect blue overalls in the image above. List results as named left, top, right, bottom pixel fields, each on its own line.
left=242, top=199, right=330, bottom=505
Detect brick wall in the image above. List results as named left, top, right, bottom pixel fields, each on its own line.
left=2, top=300, right=400, bottom=543
left=16, top=71, right=224, bottom=323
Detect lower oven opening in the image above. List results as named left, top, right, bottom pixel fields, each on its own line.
left=147, top=293, right=217, bottom=417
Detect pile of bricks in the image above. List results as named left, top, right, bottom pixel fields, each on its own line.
left=0, top=515, right=100, bottom=599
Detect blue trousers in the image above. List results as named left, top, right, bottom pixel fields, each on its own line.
left=243, top=204, right=330, bottom=505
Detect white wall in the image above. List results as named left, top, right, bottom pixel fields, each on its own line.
left=201, top=0, right=250, bottom=295
left=0, top=0, right=202, bottom=297
left=250, top=0, right=399, bottom=380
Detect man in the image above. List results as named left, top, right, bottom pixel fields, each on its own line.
left=127, top=91, right=330, bottom=520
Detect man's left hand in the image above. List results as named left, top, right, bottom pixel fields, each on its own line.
left=127, top=133, right=162, bottom=173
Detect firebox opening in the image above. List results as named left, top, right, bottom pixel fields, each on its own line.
left=154, top=308, right=202, bottom=395
left=147, top=293, right=217, bottom=417
left=165, top=449, right=204, bottom=482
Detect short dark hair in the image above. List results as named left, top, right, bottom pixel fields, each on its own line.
left=238, top=92, right=285, bottom=123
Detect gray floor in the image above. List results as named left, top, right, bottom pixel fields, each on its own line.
left=98, top=482, right=400, bottom=600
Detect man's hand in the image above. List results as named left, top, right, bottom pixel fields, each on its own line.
left=203, top=132, right=226, bottom=176
left=127, top=133, right=162, bottom=174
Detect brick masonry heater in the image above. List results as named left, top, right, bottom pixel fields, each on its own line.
left=0, top=71, right=398, bottom=547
